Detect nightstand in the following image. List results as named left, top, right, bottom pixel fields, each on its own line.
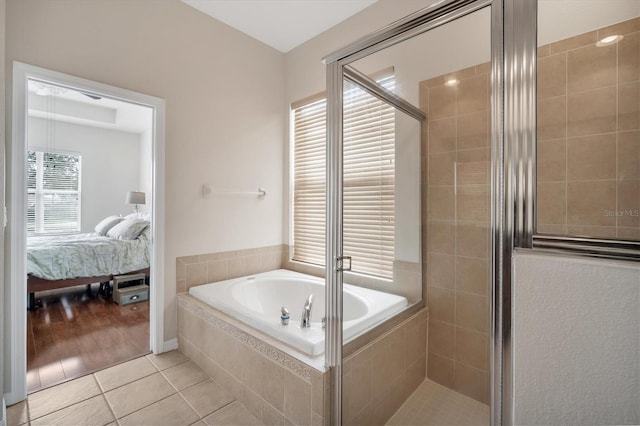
left=113, top=273, right=148, bottom=305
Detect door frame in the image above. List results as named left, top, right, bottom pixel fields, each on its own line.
left=6, top=62, right=166, bottom=404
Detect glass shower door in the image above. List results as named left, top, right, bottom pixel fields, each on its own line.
left=325, top=1, right=496, bottom=425
left=340, top=74, right=424, bottom=425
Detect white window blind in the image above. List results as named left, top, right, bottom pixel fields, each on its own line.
left=293, top=96, right=327, bottom=267
left=292, top=73, right=395, bottom=279
left=27, top=150, right=81, bottom=235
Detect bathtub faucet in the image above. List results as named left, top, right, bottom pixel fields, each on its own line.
left=300, top=294, right=314, bottom=328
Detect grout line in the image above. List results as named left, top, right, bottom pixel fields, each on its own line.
left=200, top=399, right=236, bottom=423
left=158, top=368, right=182, bottom=394
left=562, top=177, right=620, bottom=183
left=99, top=392, right=118, bottom=424
left=93, top=372, right=106, bottom=394
left=116, top=393, right=181, bottom=423
left=564, top=50, right=569, bottom=233
left=452, top=75, right=460, bottom=388
left=28, top=391, right=99, bottom=422
left=616, top=37, right=620, bottom=235
left=175, top=391, right=203, bottom=422
left=104, top=374, right=179, bottom=420
left=25, top=399, right=32, bottom=426
left=145, top=353, right=190, bottom=372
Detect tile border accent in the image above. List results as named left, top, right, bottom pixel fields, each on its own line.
left=283, top=355, right=313, bottom=383
left=177, top=296, right=315, bottom=382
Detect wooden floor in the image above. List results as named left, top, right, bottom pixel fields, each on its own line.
left=27, top=284, right=150, bottom=393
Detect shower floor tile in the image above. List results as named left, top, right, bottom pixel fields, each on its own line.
left=386, top=379, right=489, bottom=426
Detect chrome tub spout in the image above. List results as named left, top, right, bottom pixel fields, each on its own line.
left=300, top=294, right=314, bottom=328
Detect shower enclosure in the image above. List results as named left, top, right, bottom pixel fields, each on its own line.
left=322, top=0, right=504, bottom=424
left=319, top=0, right=640, bottom=423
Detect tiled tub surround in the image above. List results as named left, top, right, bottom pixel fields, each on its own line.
left=176, top=244, right=286, bottom=293
left=178, top=293, right=427, bottom=426
left=537, top=17, right=640, bottom=239
left=419, top=63, right=491, bottom=404
left=342, top=308, right=428, bottom=426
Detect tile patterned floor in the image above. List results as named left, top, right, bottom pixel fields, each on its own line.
left=10, top=354, right=488, bottom=426
left=386, top=379, right=490, bottom=426
left=7, top=351, right=259, bottom=426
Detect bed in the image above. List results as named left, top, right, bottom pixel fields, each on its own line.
left=27, top=215, right=151, bottom=308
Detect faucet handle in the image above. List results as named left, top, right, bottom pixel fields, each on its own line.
left=281, top=307, right=290, bottom=326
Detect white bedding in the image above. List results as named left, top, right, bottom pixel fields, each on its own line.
left=27, top=228, right=151, bottom=280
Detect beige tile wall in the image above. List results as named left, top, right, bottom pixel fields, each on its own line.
left=343, top=308, right=428, bottom=426
left=420, top=63, right=491, bottom=404
left=176, top=244, right=286, bottom=293
left=177, top=294, right=328, bottom=425
left=537, top=17, right=640, bottom=239
left=178, top=293, right=427, bottom=426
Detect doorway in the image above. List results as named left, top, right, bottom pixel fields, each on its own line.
left=7, top=63, right=166, bottom=404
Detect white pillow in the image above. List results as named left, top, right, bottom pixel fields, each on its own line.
left=94, top=215, right=124, bottom=236
left=107, top=219, right=150, bottom=240
left=125, top=212, right=151, bottom=221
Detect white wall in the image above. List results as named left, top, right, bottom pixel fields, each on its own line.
left=27, top=117, right=142, bottom=232
left=139, top=128, right=152, bottom=214
left=513, top=252, right=640, bottom=425
left=539, top=0, right=640, bottom=45
left=283, top=0, right=439, bottom=103
left=5, top=0, right=285, bottom=351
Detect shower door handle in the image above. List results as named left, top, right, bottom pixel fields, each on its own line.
left=336, top=256, right=352, bottom=272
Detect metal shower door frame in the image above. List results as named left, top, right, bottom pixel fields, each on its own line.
left=322, top=0, right=526, bottom=424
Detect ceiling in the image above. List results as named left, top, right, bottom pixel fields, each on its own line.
left=182, top=0, right=379, bottom=52
left=27, top=81, right=152, bottom=134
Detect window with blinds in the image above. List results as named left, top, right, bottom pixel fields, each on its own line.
left=27, top=150, right=82, bottom=235
left=292, top=73, right=395, bottom=279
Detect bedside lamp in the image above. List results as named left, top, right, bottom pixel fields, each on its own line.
left=126, top=191, right=146, bottom=213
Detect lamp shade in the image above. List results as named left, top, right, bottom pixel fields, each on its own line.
left=125, top=191, right=146, bottom=205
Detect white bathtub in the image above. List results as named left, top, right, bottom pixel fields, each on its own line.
left=188, top=269, right=408, bottom=356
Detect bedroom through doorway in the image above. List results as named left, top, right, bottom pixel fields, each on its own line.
left=7, top=63, right=166, bottom=400
left=25, top=80, right=154, bottom=392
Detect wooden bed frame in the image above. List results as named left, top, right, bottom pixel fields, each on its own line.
left=27, top=267, right=150, bottom=309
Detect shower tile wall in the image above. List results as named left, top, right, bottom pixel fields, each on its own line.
left=537, top=17, right=640, bottom=239
left=419, top=64, right=490, bottom=404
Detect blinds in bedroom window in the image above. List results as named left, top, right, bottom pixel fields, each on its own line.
left=27, top=150, right=82, bottom=235
left=292, top=72, right=395, bottom=279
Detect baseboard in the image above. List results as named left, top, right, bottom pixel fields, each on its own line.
left=1, top=397, right=7, bottom=426
left=163, top=338, right=178, bottom=352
